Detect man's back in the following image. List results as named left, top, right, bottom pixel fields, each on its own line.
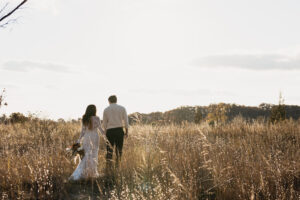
left=103, top=103, right=128, bottom=130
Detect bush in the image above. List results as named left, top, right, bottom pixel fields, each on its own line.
left=9, top=112, right=29, bottom=123
left=270, top=104, right=286, bottom=123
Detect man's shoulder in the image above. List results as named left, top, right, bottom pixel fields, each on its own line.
left=116, top=104, right=126, bottom=111
left=104, top=106, right=111, bottom=112
left=104, top=104, right=126, bottom=112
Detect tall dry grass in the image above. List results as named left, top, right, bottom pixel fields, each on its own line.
left=0, top=119, right=299, bottom=199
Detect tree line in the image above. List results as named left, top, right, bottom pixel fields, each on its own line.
left=128, top=103, right=300, bottom=125
left=0, top=103, right=299, bottom=124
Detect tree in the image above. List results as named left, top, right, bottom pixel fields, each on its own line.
left=270, top=92, right=286, bottom=123
left=206, top=103, right=230, bottom=125
left=194, top=107, right=203, bottom=124
left=259, top=103, right=272, bottom=111
left=0, top=88, right=8, bottom=110
left=9, top=112, right=29, bottom=123
left=0, top=114, right=8, bottom=124
left=0, top=0, right=28, bottom=28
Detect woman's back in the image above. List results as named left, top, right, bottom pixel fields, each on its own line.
left=82, top=116, right=101, bottom=132
left=81, top=116, right=102, bottom=151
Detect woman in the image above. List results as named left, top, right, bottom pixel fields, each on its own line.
left=69, top=104, right=104, bottom=180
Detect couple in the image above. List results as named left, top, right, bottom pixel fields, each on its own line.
left=69, top=95, right=129, bottom=181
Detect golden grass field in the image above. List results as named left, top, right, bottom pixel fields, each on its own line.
left=0, top=119, right=299, bottom=199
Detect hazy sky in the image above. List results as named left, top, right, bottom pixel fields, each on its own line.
left=1, top=0, right=300, bottom=119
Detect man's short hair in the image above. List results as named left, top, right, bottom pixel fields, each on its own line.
left=108, top=95, right=117, bottom=103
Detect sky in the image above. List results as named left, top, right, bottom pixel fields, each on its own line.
left=0, top=0, right=300, bottom=120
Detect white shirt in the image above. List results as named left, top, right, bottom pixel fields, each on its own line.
left=102, top=103, right=129, bottom=130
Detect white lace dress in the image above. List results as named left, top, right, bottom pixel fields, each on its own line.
left=69, top=116, right=104, bottom=180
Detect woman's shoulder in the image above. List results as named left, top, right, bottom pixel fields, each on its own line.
left=91, top=116, right=101, bottom=121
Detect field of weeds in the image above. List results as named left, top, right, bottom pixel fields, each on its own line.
left=0, top=119, right=299, bottom=199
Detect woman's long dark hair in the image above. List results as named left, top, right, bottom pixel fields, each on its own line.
left=82, top=104, right=96, bottom=130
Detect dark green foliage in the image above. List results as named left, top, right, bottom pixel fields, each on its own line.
left=194, top=107, right=203, bottom=124
left=9, top=112, right=29, bottom=123
left=269, top=93, right=287, bottom=123
left=270, top=104, right=286, bottom=123
left=129, top=103, right=300, bottom=125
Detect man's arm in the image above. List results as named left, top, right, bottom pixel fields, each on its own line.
left=123, top=108, right=129, bottom=136
left=102, top=109, right=108, bottom=132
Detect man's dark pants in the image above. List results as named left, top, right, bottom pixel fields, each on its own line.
left=106, top=127, right=124, bottom=166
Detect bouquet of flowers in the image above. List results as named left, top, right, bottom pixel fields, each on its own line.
left=66, top=142, right=85, bottom=160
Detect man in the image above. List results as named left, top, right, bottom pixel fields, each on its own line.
left=102, top=95, right=129, bottom=167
